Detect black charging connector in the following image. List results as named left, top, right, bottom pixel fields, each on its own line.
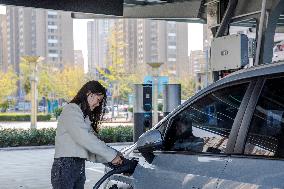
left=93, top=157, right=138, bottom=189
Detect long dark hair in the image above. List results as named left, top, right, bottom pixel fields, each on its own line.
left=70, top=80, right=107, bottom=133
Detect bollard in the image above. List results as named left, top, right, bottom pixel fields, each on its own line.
left=163, top=84, right=181, bottom=116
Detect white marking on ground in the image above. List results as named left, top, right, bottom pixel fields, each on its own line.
left=86, top=167, right=105, bottom=174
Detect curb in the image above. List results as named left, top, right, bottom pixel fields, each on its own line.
left=0, top=142, right=134, bottom=151
left=0, top=145, right=55, bottom=151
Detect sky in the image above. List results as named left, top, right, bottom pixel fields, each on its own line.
left=73, top=19, right=93, bottom=72
left=0, top=5, right=5, bottom=14
left=188, top=23, right=204, bottom=54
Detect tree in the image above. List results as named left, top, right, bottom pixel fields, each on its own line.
left=97, top=27, right=139, bottom=103
left=20, top=56, right=87, bottom=102
left=178, top=76, right=196, bottom=100
left=20, top=56, right=55, bottom=101
left=0, top=68, right=18, bottom=111
left=53, top=65, right=86, bottom=101
left=37, top=64, right=57, bottom=100
left=19, top=58, right=32, bottom=97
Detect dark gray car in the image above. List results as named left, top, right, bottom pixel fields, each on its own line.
left=105, top=62, right=284, bottom=189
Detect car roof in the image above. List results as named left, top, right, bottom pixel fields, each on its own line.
left=221, top=61, right=284, bottom=83
left=163, top=61, right=284, bottom=120
left=195, top=61, right=284, bottom=99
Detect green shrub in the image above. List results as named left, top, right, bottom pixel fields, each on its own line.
left=98, top=126, right=133, bottom=143
left=128, top=107, right=133, bottom=113
left=54, top=107, right=63, bottom=119
left=0, top=128, right=56, bottom=147
left=158, top=103, right=163, bottom=111
left=0, top=114, right=52, bottom=121
left=0, top=100, right=9, bottom=112
left=37, top=114, right=52, bottom=121
left=0, top=126, right=133, bottom=148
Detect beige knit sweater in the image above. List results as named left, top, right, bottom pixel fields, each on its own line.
left=54, top=103, right=117, bottom=163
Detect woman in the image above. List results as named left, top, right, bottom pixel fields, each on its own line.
left=51, top=80, right=123, bottom=189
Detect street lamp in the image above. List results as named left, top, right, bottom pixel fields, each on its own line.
left=21, top=56, right=44, bottom=129
left=146, top=62, right=164, bottom=126
left=111, top=80, right=119, bottom=118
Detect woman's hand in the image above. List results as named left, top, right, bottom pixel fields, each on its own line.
left=111, top=155, right=123, bottom=165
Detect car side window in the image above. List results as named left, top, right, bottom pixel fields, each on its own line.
left=163, top=83, right=248, bottom=153
left=244, top=77, right=284, bottom=157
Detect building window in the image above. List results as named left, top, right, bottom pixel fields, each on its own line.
left=48, top=29, right=56, bottom=33
left=48, top=39, right=58, bottom=44
left=47, top=11, right=58, bottom=15
left=48, top=53, right=59, bottom=58
left=168, top=58, right=176, bottom=62
left=48, top=25, right=58, bottom=30
left=49, top=49, right=58, bottom=53
left=47, top=21, right=56, bottom=25
left=168, top=46, right=177, bottom=49
left=48, top=43, right=57, bottom=47
left=48, top=14, right=57, bottom=19
left=48, top=35, right=57, bottom=39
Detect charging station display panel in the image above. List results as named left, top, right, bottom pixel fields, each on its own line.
left=143, top=84, right=152, bottom=112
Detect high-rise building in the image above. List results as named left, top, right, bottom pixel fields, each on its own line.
left=74, top=50, right=84, bottom=70
left=87, top=19, right=114, bottom=77
left=122, top=19, right=137, bottom=73
left=112, top=19, right=137, bottom=74
left=137, top=19, right=145, bottom=66
left=87, top=19, right=188, bottom=79
left=3, top=6, right=74, bottom=98
left=45, top=10, right=74, bottom=68
left=136, top=19, right=165, bottom=72
left=0, top=14, right=7, bottom=72
left=177, top=22, right=189, bottom=77
left=6, top=6, right=74, bottom=73
left=189, top=50, right=206, bottom=91
left=136, top=20, right=188, bottom=78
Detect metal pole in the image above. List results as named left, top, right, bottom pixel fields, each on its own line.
left=30, top=63, right=37, bottom=129
left=21, top=56, right=44, bottom=129
left=111, top=96, right=115, bottom=118
left=205, top=46, right=209, bottom=87
left=215, top=0, right=239, bottom=38
left=152, top=73, right=159, bottom=125
left=111, top=82, right=116, bottom=119
left=254, top=0, right=267, bottom=66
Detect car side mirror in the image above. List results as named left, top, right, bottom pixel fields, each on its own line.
left=136, top=130, right=162, bottom=163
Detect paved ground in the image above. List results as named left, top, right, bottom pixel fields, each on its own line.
left=0, top=145, right=128, bottom=189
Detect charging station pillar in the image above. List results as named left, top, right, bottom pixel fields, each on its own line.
left=133, top=84, right=152, bottom=142
left=163, top=84, right=181, bottom=116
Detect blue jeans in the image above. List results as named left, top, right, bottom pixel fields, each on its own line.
left=51, top=157, right=86, bottom=189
